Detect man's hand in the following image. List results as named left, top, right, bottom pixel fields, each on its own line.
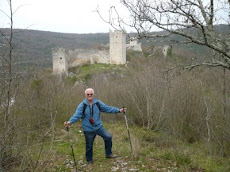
left=120, top=107, right=127, bottom=113
left=64, top=121, right=71, bottom=127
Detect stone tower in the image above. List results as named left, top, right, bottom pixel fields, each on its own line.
left=162, top=45, right=172, bottom=57
left=52, top=48, right=68, bottom=75
left=109, top=30, right=126, bottom=64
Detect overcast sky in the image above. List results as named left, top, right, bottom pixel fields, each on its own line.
left=0, top=0, right=229, bottom=34
left=0, top=0, right=130, bottom=34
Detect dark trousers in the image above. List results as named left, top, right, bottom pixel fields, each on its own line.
left=84, top=126, right=112, bottom=163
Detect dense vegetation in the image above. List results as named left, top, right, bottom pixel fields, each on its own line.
left=1, top=47, right=230, bottom=171
left=1, top=25, right=230, bottom=171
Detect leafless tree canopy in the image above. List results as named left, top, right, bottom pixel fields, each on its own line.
left=98, top=0, right=230, bottom=69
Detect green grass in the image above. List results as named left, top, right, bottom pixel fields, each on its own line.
left=68, top=63, right=126, bottom=83
left=21, top=123, right=230, bottom=172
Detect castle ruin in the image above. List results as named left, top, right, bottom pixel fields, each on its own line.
left=126, top=37, right=142, bottom=52
left=162, top=45, right=172, bottom=57
left=52, top=48, right=68, bottom=75
left=68, top=48, right=109, bottom=68
left=52, top=30, right=126, bottom=75
left=109, top=30, right=126, bottom=64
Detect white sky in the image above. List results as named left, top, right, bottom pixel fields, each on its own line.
left=0, top=0, right=229, bottom=34
left=0, top=0, right=131, bottom=33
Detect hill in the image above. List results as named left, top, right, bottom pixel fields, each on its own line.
left=0, top=24, right=228, bottom=69
left=0, top=29, right=109, bottom=68
left=1, top=35, right=230, bottom=171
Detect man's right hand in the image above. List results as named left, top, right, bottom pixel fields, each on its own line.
left=120, top=107, right=127, bottom=113
left=64, top=121, right=71, bottom=127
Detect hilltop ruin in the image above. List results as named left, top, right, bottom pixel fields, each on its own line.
left=52, top=30, right=144, bottom=75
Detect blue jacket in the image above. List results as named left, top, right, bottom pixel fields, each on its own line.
left=69, top=98, right=120, bottom=131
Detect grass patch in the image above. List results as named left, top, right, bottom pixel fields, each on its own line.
left=68, top=63, right=126, bottom=83
left=14, top=123, right=230, bottom=171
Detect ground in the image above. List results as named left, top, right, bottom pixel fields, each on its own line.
left=48, top=122, right=230, bottom=172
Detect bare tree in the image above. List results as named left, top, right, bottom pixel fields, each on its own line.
left=0, top=0, right=15, bottom=170
left=97, top=0, right=230, bottom=70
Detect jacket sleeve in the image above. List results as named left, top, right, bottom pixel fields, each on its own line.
left=98, top=100, right=120, bottom=113
left=69, top=102, right=84, bottom=124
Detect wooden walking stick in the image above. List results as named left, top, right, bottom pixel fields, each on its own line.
left=66, top=126, right=78, bottom=172
left=123, top=107, right=133, bottom=155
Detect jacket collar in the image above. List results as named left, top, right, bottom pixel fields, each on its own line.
left=83, top=98, right=98, bottom=105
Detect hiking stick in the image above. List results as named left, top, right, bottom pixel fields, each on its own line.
left=66, top=126, right=78, bottom=172
left=123, top=107, right=133, bottom=155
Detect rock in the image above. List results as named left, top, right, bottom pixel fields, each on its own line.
left=111, top=166, right=119, bottom=171
left=121, top=167, right=127, bottom=172
left=64, top=159, right=70, bottom=164
left=121, top=162, right=128, bottom=167
left=129, top=169, right=139, bottom=171
left=68, top=72, right=75, bottom=78
left=74, top=80, right=85, bottom=86
left=78, top=160, right=83, bottom=165
left=66, top=164, right=71, bottom=168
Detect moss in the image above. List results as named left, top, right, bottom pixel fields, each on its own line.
left=167, top=47, right=173, bottom=57
left=30, top=79, right=43, bottom=89
left=65, top=76, right=78, bottom=84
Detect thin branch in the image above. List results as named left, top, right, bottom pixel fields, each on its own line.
left=185, top=61, right=230, bottom=70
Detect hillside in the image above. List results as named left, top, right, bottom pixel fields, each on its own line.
left=0, top=24, right=228, bottom=69
left=40, top=122, right=230, bottom=172
left=0, top=29, right=109, bottom=68
left=1, top=37, right=230, bottom=171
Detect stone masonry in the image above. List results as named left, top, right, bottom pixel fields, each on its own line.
left=109, top=30, right=126, bottom=64
left=126, top=37, right=142, bottom=52
left=52, top=30, right=127, bottom=75
left=52, top=48, right=68, bottom=75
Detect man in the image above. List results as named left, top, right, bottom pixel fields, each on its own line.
left=64, top=88, right=126, bottom=164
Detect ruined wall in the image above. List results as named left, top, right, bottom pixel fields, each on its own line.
left=68, top=49, right=109, bottom=67
left=52, top=48, right=109, bottom=73
left=52, top=30, right=127, bottom=75
left=52, top=32, right=172, bottom=75
left=126, top=38, right=142, bottom=52
left=52, top=48, right=68, bottom=75
left=109, top=30, right=126, bottom=64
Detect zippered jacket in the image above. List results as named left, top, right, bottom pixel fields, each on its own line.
left=69, top=98, right=120, bottom=131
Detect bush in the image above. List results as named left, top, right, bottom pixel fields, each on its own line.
left=88, top=52, right=230, bottom=157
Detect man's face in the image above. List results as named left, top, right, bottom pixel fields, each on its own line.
left=85, top=89, right=94, bottom=101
